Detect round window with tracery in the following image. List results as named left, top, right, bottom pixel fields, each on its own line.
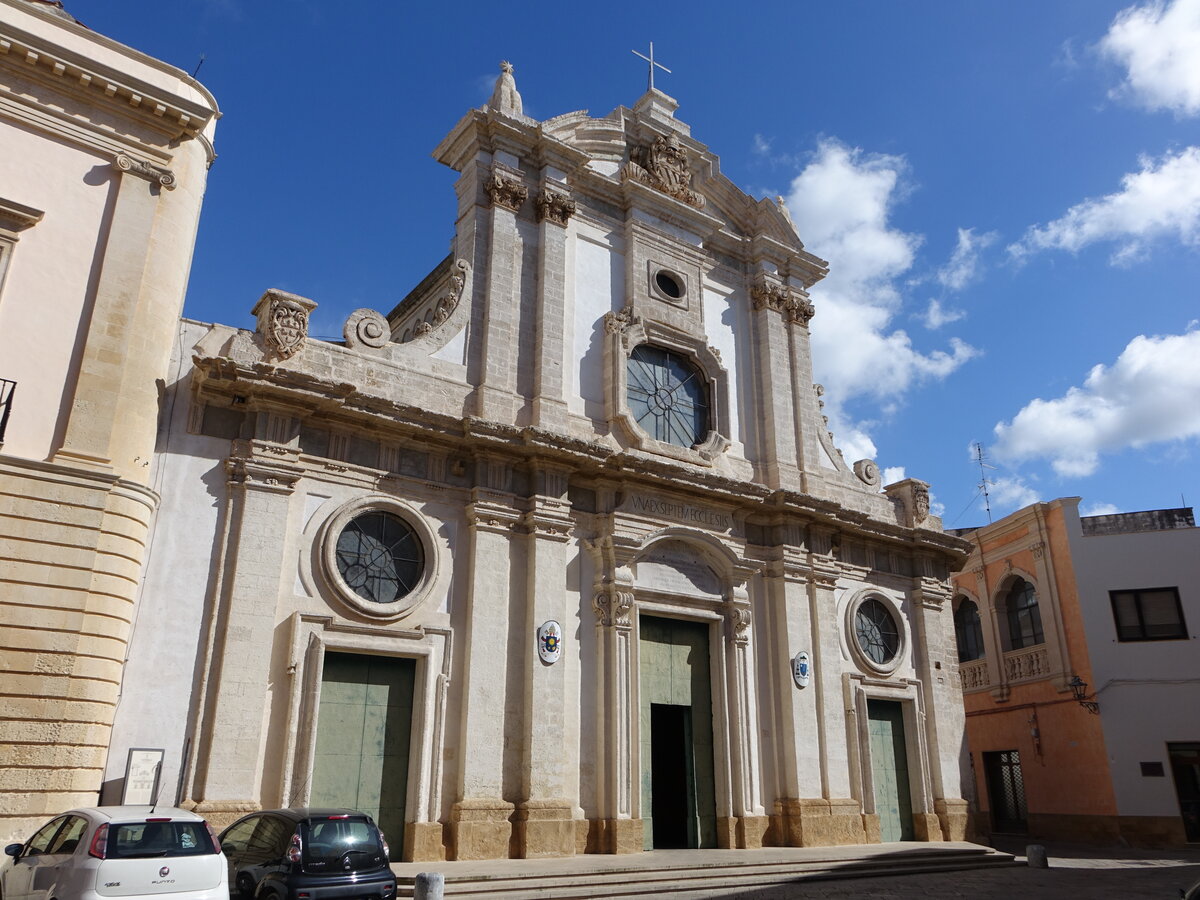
left=626, top=344, right=709, bottom=449
left=335, top=511, right=424, bottom=604
left=854, top=597, right=900, bottom=666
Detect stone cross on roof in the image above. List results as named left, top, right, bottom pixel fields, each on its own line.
left=631, top=42, right=671, bottom=92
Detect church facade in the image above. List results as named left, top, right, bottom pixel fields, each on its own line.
left=106, top=68, right=973, bottom=861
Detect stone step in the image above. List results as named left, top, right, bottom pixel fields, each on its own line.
left=394, top=844, right=1020, bottom=899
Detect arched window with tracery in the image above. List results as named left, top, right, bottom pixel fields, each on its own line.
left=954, top=599, right=985, bottom=662
left=1002, top=578, right=1044, bottom=651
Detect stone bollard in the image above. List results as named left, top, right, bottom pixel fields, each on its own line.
left=1026, top=844, right=1048, bottom=868
left=414, top=872, right=445, bottom=900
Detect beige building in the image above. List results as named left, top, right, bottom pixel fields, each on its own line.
left=0, top=0, right=218, bottom=842
left=104, top=65, right=977, bottom=862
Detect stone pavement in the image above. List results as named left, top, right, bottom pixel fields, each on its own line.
left=744, top=841, right=1200, bottom=899
left=393, top=840, right=1200, bottom=899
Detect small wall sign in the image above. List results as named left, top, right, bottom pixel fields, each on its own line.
left=122, top=747, right=164, bottom=805
left=538, top=620, right=562, bottom=664
left=792, top=651, right=811, bottom=689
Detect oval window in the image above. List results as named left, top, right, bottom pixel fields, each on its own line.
left=654, top=270, right=684, bottom=300
left=854, top=597, right=900, bottom=666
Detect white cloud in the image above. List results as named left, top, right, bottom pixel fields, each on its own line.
left=1008, top=147, right=1200, bottom=264
left=937, top=227, right=997, bottom=290
left=784, top=140, right=978, bottom=411
left=990, top=476, right=1042, bottom=511
left=1100, top=0, right=1200, bottom=116
left=1081, top=502, right=1121, bottom=516
left=882, top=466, right=907, bottom=486
left=921, top=298, right=965, bottom=330
left=752, top=133, right=773, bottom=157
left=993, top=327, right=1200, bottom=476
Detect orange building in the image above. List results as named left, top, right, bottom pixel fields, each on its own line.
left=951, top=498, right=1199, bottom=846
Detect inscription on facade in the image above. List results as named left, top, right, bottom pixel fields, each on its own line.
left=626, top=494, right=732, bottom=530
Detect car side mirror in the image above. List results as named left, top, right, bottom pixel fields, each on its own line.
left=4, top=843, right=23, bottom=859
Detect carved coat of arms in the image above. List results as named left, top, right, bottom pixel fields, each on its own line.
left=267, top=298, right=310, bottom=359
left=622, top=132, right=705, bottom=209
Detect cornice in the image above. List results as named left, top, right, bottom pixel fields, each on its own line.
left=191, top=353, right=971, bottom=563
left=0, top=16, right=218, bottom=151
left=0, top=196, right=43, bottom=234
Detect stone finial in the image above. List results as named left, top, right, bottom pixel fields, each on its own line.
left=253, top=289, right=316, bottom=360
left=489, top=60, right=523, bottom=117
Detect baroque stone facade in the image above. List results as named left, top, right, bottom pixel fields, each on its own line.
left=104, top=73, right=973, bottom=860
left=0, top=0, right=218, bottom=842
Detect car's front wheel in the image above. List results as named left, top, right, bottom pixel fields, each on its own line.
left=235, top=872, right=256, bottom=899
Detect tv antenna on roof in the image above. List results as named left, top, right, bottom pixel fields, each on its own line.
left=632, top=42, right=671, bottom=92
left=973, top=442, right=996, bottom=524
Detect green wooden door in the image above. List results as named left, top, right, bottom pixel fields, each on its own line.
left=638, top=617, right=717, bottom=849
left=867, top=699, right=914, bottom=842
left=311, top=653, right=415, bottom=860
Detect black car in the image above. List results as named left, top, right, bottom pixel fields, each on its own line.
left=218, top=808, right=396, bottom=900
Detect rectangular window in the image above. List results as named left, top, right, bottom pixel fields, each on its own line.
left=1110, top=587, right=1187, bottom=641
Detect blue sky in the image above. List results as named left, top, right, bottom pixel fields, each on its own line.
left=67, top=0, right=1200, bottom=527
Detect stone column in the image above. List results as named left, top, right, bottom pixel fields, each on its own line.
left=802, top=535, right=868, bottom=845
left=450, top=481, right=520, bottom=859
left=514, top=464, right=576, bottom=857
left=530, top=183, right=575, bottom=431
left=54, top=155, right=172, bottom=471
left=910, top=573, right=969, bottom=841
left=592, top=566, right=640, bottom=853
left=750, top=274, right=800, bottom=489
left=473, top=165, right=527, bottom=422
left=188, top=451, right=301, bottom=823
left=720, top=585, right=767, bottom=848
left=761, top=545, right=825, bottom=847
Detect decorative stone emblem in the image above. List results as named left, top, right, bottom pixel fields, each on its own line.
left=537, top=620, right=562, bottom=664
left=410, top=259, right=469, bottom=338
left=914, top=483, right=930, bottom=524
left=854, top=459, right=881, bottom=488
left=792, top=650, right=811, bottom=689
left=252, top=289, right=317, bottom=360
left=622, top=132, right=705, bottom=209
left=343, top=308, right=390, bottom=350
left=536, top=188, right=576, bottom=226
left=485, top=170, right=528, bottom=212
left=113, top=152, right=176, bottom=190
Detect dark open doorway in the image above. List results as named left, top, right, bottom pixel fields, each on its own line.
left=650, top=703, right=695, bottom=848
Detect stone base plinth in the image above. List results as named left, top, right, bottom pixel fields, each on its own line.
left=935, top=799, right=970, bottom=842
left=514, top=800, right=576, bottom=858
left=449, top=799, right=514, bottom=860
left=404, top=821, right=446, bottom=861
left=585, top=818, right=644, bottom=854
left=912, top=812, right=943, bottom=841
left=737, top=815, right=769, bottom=849
left=774, top=798, right=869, bottom=847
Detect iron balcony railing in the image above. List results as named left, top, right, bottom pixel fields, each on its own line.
left=0, top=378, right=14, bottom=442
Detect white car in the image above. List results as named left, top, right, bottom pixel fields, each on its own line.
left=1, top=806, right=227, bottom=900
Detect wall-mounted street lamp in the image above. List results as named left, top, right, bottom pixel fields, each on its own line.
left=1068, top=675, right=1099, bottom=714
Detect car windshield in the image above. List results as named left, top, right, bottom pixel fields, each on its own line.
left=108, top=821, right=217, bottom=858
left=298, top=817, right=383, bottom=872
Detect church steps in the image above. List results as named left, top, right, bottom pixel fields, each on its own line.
left=393, top=844, right=1020, bottom=898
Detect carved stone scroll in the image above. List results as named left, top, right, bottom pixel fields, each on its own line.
left=485, top=171, right=528, bottom=212
left=113, top=152, right=176, bottom=190
left=343, top=308, right=390, bottom=350
left=536, top=188, right=576, bottom=226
